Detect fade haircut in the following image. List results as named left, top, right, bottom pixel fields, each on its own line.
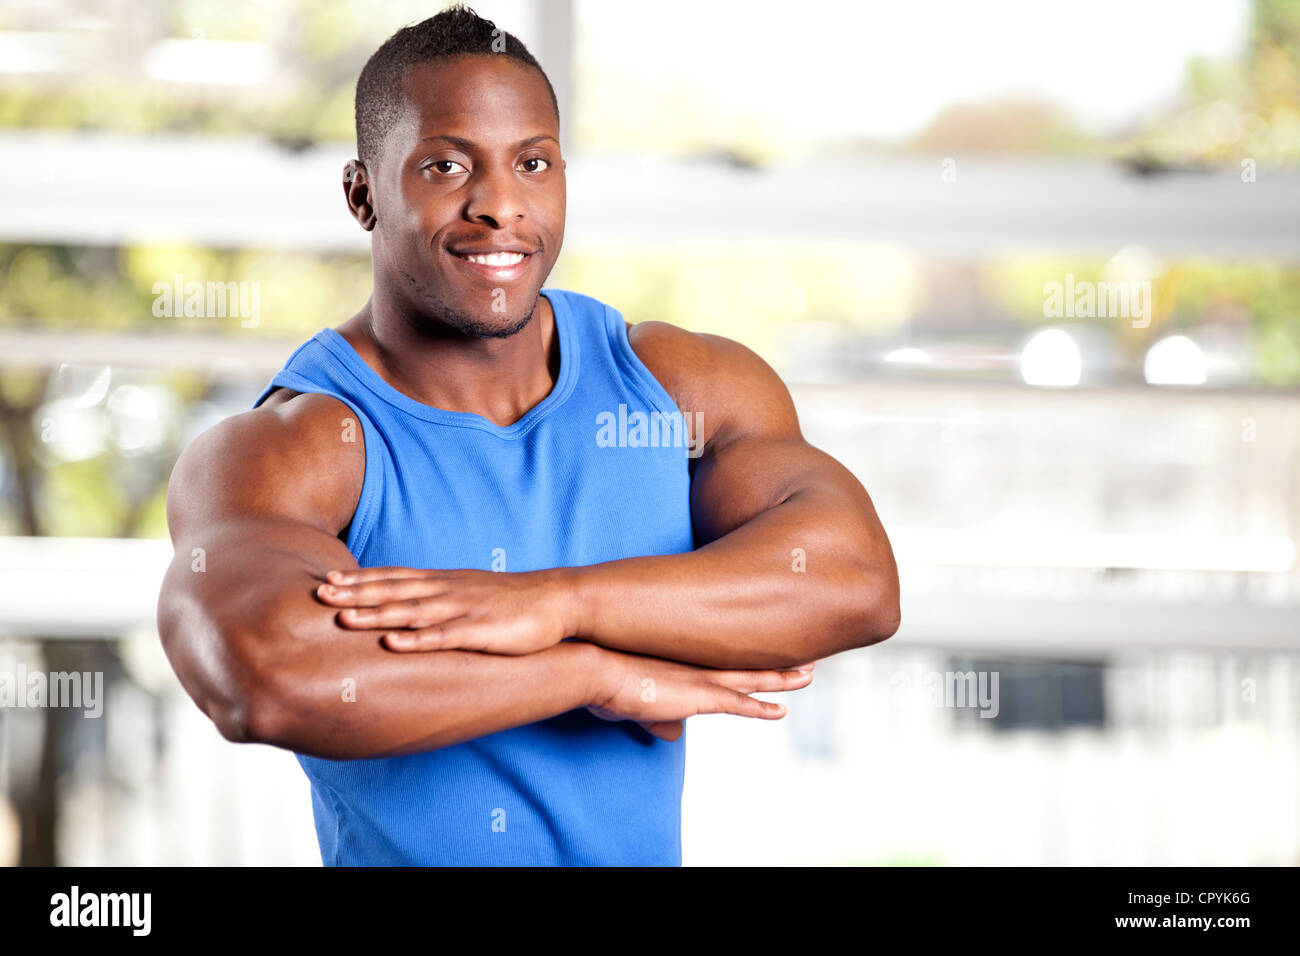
left=354, top=3, right=559, bottom=168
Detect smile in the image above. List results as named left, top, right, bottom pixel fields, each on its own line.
left=450, top=250, right=533, bottom=281
left=458, top=251, right=527, bottom=266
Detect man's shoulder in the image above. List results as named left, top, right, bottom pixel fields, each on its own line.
left=624, top=320, right=770, bottom=397
left=613, top=317, right=795, bottom=455
left=183, top=389, right=363, bottom=481
left=169, top=389, right=365, bottom=535
left=251, top=387, right=360, bottom=435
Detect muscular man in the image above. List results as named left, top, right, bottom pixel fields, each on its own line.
left=157, top=5, right=899, bottom=866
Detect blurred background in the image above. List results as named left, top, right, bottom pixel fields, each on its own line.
left=0, top=0, right=1297, bottom=866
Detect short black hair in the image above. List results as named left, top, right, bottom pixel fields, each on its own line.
left=354, top=3, right=559, bottom=167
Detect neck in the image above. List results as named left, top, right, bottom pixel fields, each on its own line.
left=336, top=288, right=560, bottom=428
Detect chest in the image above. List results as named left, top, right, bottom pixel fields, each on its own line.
left=360, top=417, right=696, bottom=572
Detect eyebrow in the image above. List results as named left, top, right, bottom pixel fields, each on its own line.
left=418, top=134, right=558, bottom=151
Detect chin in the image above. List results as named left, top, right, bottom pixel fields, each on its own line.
left=437, top=304, right=535, bottom=340
left=400, top=270, right=539, bottom=339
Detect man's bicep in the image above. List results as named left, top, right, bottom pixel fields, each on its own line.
left=159, top=401, right=369, bottom=736
left=626, top=322, right=812, bottom=541
left=683, top=333, right=815, bottom=542
left=162, top=396, right=368, bottom=642
left=690, top=432, right=820, bottom=542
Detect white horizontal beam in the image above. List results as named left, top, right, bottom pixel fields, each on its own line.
left=891, top=528, right=1296, bottom=574
left=3, top=131, right=1298, bottom=255
left=0, top=329, right=299, bottom=376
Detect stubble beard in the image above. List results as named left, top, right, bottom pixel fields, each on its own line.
left=399, top=267, right=537, bottom=339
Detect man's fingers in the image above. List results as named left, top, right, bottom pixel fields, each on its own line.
left=710, top=667, right=814, bottom=696
left=381, top=619, right=471, bottom=652
left=709, top=690, right=787, bottom=720
left=317, top=577, right=449, bottom=607
left=334, top=597, right=460, bottom=629
left=323, top=566, right=431, bottom=585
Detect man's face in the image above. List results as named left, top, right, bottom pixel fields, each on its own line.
left=369, top=54, right=565, bottom=338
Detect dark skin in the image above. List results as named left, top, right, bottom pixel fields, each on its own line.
left=157, top=54, right=899, bottom=760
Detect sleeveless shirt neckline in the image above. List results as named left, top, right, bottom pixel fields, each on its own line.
left=313, top=288, right=578, bottom=438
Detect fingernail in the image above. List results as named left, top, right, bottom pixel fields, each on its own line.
left=319, top=584, right=335, bottom=596
left=327, top=570, right=345, bottom=583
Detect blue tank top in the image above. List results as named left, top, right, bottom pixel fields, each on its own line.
left=251, top=288, right=695, bottom=866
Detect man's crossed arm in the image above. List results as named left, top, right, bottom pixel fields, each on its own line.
left=316, top=323, right=900, bottom=670
left=157, top=322, right=896, bottom=759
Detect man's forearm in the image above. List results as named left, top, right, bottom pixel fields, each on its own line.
left=257, top=634, right=602, bottom=760
left=161, top=552, right=605, bottom=760
left=565, top=490, right=900, bottom=670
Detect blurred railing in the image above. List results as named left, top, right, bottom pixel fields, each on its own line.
left=3, top=132, right=1300, bottom=256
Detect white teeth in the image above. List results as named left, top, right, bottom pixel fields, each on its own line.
left=460, top=252, right=526, bottom=266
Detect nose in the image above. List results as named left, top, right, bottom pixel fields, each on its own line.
left=464, top=162, right=525, bottom=228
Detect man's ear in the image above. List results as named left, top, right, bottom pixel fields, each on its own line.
left=343, top=160, right=377, bottom=231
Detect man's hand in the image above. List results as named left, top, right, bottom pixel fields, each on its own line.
left=586, top=647, right=815, bottom=742
left=316, top=565, right=576, bottom=654
left=318, top=565, right=819, bottom=743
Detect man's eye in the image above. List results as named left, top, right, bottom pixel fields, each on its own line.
left=428, top=160, right=467, bottom=175
left=520, top=157, right=550, bottom=173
